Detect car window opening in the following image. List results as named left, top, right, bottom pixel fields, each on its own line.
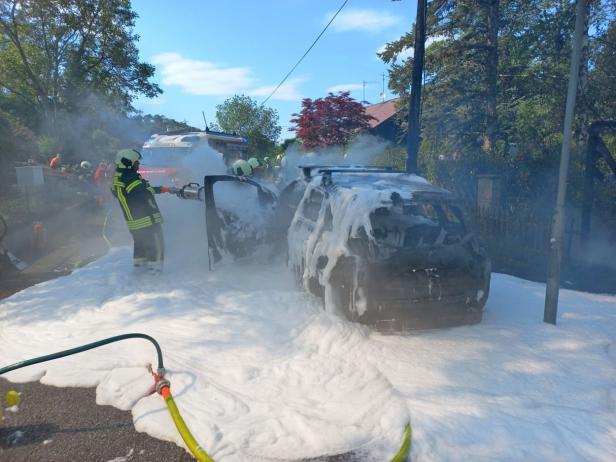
left=370, top=201, right=467, bottom=249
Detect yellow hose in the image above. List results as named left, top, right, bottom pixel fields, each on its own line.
left=390, top=422, right=412, bottom=462
left=160, top=382, right=410, bottom=462
left=162, top=387, right=216, bottom=462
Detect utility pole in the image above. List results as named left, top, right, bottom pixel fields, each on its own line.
left=406, top=0, right=427, bottom=174
left=361, top=80, right=376, bottom=104
left=544, top=0, right=588, bottom=324
left=380, top=73, right=386, bottom=101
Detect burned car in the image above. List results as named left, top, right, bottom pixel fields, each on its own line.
left=199, top=166, right=490, bottom=331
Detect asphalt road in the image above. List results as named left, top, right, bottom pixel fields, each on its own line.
left=0, top=378, right=191, bottom=462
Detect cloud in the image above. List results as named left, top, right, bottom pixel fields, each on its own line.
left=250, top=78, right=304, bottom=101
left=397, top=47, right=414, bottom=61
left=152, top=52, right=255, bottom=96
left=327, top=83, right=365, bottom=93
left=376, top=43, right=412, bottom=61
left=152, top=53, right=305, bottom=102
left=426, top=34, right=447, bottom=47
left=328, top=9, right=400, bottom=33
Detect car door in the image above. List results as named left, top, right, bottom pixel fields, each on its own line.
left=202, top=175, right=277, bottom=267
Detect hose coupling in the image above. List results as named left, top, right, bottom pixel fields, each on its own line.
left=155, top=378, right=171, bottom=395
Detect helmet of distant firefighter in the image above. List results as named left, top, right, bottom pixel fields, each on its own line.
left=115, top=149, right=142, bottom=169
left=231, top=159, right=252, bottom=177
left=80, top=160, right=92, bottom=170
left=247, top=157, right=260, bottom=170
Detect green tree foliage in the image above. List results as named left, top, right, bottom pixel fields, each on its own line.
left=130, top=114, right=199, bottom=136
left=380, top=0, right=616, bottom=212
left=0, top=0, right=170, bottom=173
left=0, top=0, right=161, bottom=124
left=215, top=95, right=281, bottom=159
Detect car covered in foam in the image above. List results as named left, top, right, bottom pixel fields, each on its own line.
left=201, top=166, right=491, bottom=331
left=283, top=167, right=491, bottom=331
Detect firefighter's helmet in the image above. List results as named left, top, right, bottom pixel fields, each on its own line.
left=232, top=159, right=252, bottom=177
left=80, top=160, right=92, bottom=170
left=116, top=149, right=142, bottom=169
left=247, top=157, right=260, bottom=169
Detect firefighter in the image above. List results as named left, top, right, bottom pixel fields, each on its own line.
left=49, top=153, right=62, bottom=169
left=231, top=159, right=253, bottom=177
left=249, top=157, right=273, bottom=181
left=247, top=157, right=260, bottom=171
left=111, top=149, right=176, bottom=274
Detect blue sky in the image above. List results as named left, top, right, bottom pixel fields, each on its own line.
left=132, top=0, right=417, bottom=140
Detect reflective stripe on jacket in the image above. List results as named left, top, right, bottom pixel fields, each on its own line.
left=111, top=168, right=163, bottom=230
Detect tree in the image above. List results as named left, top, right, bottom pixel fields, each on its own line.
left=0, top=0, right=161, bottom=126
left=290, top=91, right=374, bottom=150
left=381, top=0, right=501, bottom=154
left=215, top=95, right=281, bottom=158
left=130, top=114, right=199, bottom=136
left=379, top=0, right=616, bottom=211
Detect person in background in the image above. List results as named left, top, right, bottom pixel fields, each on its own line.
left=249, top=157, right=272, bottom=181
left=94, top=161, right=112, bottom=205
left=94, top=161, right=110, bottom=185
left=247, top=157, right=268, bottom=180
left=49, top=153, right=62, bottom=169
left=231, top=159, right=253, bottom=177
left=111, top=149, right=177, bottom=274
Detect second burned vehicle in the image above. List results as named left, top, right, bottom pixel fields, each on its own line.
left=197, top=166, right=491, bottom=331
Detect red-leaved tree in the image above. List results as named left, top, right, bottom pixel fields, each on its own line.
left=290, top=92, right=375, bottom=150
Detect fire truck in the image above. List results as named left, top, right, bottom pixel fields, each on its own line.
left=139, top=129, right=248, bottom=185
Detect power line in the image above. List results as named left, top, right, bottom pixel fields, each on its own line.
left=261, top=0, right=349, bottom=105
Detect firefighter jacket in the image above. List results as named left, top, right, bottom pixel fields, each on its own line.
left=111, top=168, right=163, bottom=231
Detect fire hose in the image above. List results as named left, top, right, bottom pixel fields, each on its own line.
left=0, top=333, right=412, bottom=461
left=0, top=333, right=215, bottom=462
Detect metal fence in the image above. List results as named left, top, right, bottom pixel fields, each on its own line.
left=470, top=205, right=554, bottom=281
left=468, top=204, right=616, bottom=292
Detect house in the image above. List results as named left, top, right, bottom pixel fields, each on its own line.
left=363, top=98, right=403, bottom=144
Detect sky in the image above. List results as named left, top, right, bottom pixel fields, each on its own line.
left=131, top=0, right=417, bottom=140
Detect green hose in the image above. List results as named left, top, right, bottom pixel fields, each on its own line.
left=0, top=333, right=217, bottom=461
left=0, top=333, right=164, bottom=376
left=390, top=422, right=412, bottom=462
left=1, top=334, right=411, bottom=462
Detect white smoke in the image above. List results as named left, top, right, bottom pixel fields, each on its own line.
left=180, top=144, right=228, bottom=183
left=280, top=134, right=391, bottom=181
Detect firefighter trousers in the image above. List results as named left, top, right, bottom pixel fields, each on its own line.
left=131, top=223, right=164, bottom=269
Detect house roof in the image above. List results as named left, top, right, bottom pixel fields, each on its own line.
left=364, top=98, right=401, bottom=128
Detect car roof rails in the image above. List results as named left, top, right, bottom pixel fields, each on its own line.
left=298, top=165, right=395, bottom=179
left=318, top=168, right=405, bottom=175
